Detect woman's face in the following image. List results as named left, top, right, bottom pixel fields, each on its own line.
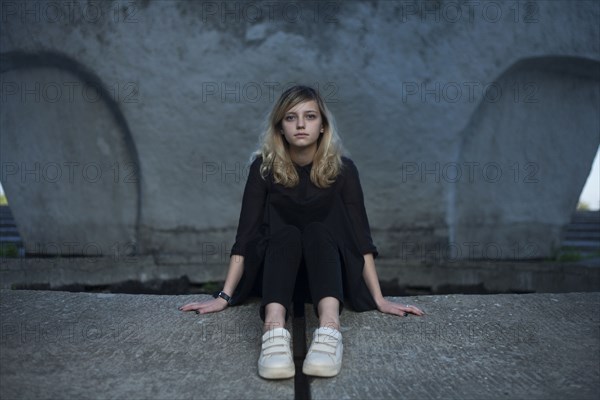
left=280, top=100, right=324, bottom=152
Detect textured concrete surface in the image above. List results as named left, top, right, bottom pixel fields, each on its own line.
left=0, top=255, right=226, bottom=289
left=2, top=256, right=599, bottom=295
left=0, top=67, right=139, bottom=256
left=452, top=59, right=600, bottom=257
left=1, top=290, right=598, bottom=400
left=306, top=292, right=600, bottom=400
left=1, top=0, right=599, bottom=259
left=0, top=290, right=293, bottom=400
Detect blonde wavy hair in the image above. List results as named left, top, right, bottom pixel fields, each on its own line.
left=254, top=85, right=345, bottom=188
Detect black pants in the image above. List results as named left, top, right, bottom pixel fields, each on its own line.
left=259, top=222, right=345, bottom=321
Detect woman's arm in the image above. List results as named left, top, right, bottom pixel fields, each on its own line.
left=222, top=254, right=244, bottom=297
left=363, top=253, right=425, bottom=316
left=362, top=253, right=385, bottom=307
left=180, top=157, right=267, bottom=314
left=179, top=254, right=245, bottom=314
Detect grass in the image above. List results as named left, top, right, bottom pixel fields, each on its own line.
left=551, top=247, right=600, bottom=262
left=0, top=243, right=18, bottom=258
left=199, top=281, right=223, bottom=294
left=556, top=249, right=582, bottom=262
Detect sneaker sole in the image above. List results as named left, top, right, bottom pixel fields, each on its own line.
left=302, top=362, right=342, bottom=377
left=258, top=364, right=296, bottom=379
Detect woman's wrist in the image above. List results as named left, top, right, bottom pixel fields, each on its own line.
left=214, top=290, right=232, bottom=306
left=215, top=296, right=229, bottom=306
left=374, top=295, right=385, bottom=308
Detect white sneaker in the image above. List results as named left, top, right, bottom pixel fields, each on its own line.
left=258, top=327, right=295, bottom=379
left=302, top=327, right=343, bottom=377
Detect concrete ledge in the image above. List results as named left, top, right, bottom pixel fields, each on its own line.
left=306, top=292, right=599, bottom=400
left=0, top=290, right=293, bottom=400
left=375, top=259, right=600, bottom=294
left=1, top=290, right=598, bottom=399
left=0, top=256, right=226, bottom=289
left=2, top=257, right=599, bottom=294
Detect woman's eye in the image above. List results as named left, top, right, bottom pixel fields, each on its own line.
left=306, top=114, right=316, bottom=119
left=285, top=115, right=295, bottom=121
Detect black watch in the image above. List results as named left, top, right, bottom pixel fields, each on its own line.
left=214, top=290, right=232, bottom=305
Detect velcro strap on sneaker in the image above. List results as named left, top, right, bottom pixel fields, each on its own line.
left=262, top=342, right=290, bottom=356
left=309, top=341, right=337, bottom=354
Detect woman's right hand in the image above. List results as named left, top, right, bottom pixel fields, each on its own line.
left=179, top=297, right=228, bottom=315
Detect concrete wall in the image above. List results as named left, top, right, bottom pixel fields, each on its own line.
left=1, top=0, right=598, bottom=260
left=452, top=57, right=600, bottom=259
left=1, top=54, right=140, bottom=257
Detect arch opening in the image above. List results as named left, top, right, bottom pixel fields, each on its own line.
left=0, top=51, right=141, bottom=257
left=448, top=56, right=600, bottom=260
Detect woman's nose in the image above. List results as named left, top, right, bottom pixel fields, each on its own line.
left=297, top=118, right=305, bottom=128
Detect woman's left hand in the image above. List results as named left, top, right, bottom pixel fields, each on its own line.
left=377, top=298, right=425, bottom=317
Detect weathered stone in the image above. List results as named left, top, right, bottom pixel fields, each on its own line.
left=2, top=256, right=599, bottom=295
left=0, top=255, right=228, bottom=289
left=452, top=58, right=600, bottom=258
left=1, top=0, right=599, bottom=258
left=0, top=66, right=138, bottom=256
left=2, top=290, right=597, bottom=399
left=0, top=290, right=294, bottom=399
left=305, top=293, right=600, bottom=400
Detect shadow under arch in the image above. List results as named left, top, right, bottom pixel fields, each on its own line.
left=0, top=50, right=142, bottom=254
left=448, top=55, right=600, bottom=259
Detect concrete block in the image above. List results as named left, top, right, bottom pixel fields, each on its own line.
left=305, top=293, right=599, bottom=399
left=1, top=1, right=599, bottom=258
left=0, top=290, right=293, bottom=399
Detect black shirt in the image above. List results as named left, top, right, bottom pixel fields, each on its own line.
left=229, top=155, right=379, bottom=312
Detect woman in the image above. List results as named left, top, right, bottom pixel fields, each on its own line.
left=180, top=85, right=425, bottom=379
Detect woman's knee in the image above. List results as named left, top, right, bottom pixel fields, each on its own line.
left=302, top=222, right=335, bottom=243
left=266, top=224, right=302, bottom=262
left=271, top=225, right=302, bottom=246
left=302, top=222, right=339, bottom=265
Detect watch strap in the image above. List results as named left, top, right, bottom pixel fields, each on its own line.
left=214, top=290, right=232, bottom=305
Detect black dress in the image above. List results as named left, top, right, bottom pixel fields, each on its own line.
left=229, top=155, right=379, bottom=312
